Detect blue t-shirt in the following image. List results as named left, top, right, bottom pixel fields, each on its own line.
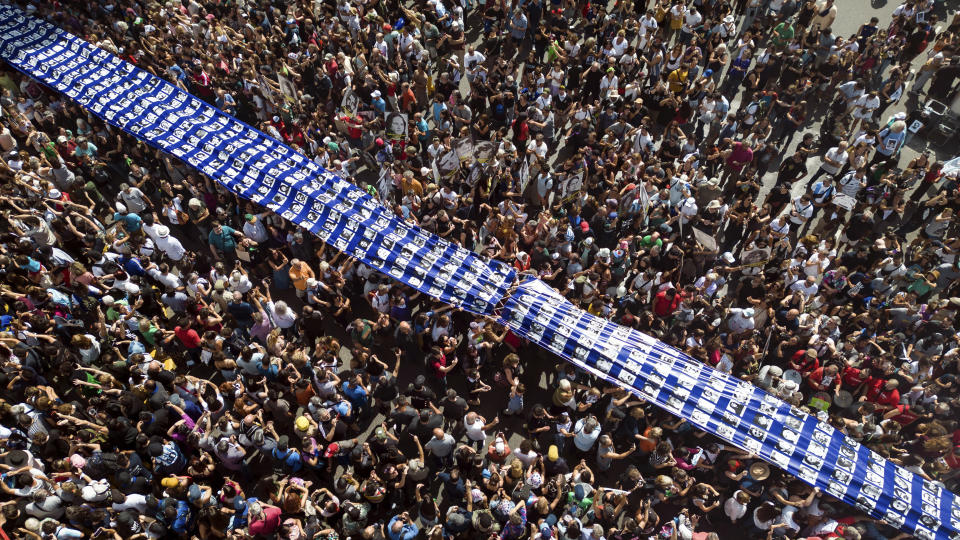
left=256, top=359, right=280, bottom=380
left=171, top=499, right=193, bottom=534
left=342, top=381, right=368, bottom=408
left=114, top=212, right=142, bottom=233
left=271, top=447, right=303, bottom=472
left=122, top=256, right=146, bottom=276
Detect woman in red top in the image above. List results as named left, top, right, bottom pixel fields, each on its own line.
left=653, top=287, right=681, bottom=318
left=513, top=252, right=531, bottom=272
left=429, top=343, right=458, bottom=389
left=512, top=112, right=529, bottom=149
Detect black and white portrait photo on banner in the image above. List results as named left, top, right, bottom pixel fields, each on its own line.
left=385, top=112, right=408, bottom=141
left=466, top=161, right=484, bottom=187
left=560, top=171, right=583, bottom=198
left=277, top=73, right=298, bottom=104
left=473, top=140, right=497, bottom=163
left=341, top=90, right=360, bottom=115
left=454, top=137, right=474, bottom=163
left=437, top=149, right=460, bottom=179
left=517, top=159, right=530, bottom=193
left=377, top=167, right=393, bottom=198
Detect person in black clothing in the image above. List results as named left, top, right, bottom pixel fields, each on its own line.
left=388, top=396, right=419, bottom=433
left=842, top=211, right=876, bottom=250
left=440, top=388, right=468, bottom=433
left=405, top=374, right=437, bottom=409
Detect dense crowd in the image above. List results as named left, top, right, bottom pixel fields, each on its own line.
left=0, top=0, right=959, bottom=539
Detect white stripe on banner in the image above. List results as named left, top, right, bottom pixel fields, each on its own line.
left=0, top=5, right=956, bottom=538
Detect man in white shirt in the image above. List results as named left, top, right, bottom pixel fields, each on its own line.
left=849, top=91, right=881, bottom=138
left=680, top=7, right=702, bottom=44
left=791, top=276, right=819, bottom=299
left=836, top=80, right=865, bottom=107
left=788, top=195, right=814, bottom=244
left=727, top=307, right=756, bottom=334
left=464, top=46, right=486, bottom=80
left=527, top=134, right=548, bottom=162
left=724, top=490, right=750, bottom=523
left=808, top=142, right=848, bottom=185
left=154, top=226, right=186, bottom=261
left=640, top=10, right=659, bottom=34
left=146, top=262, right=182, bottom=290
left=463, top=412, right=498, bottom=449
left=678, top=196, right=698, bottom=226
left=118, top=184, right=151, bottom=214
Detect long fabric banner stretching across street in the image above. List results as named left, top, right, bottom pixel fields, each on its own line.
left=0, top=4, right=956, bottom=538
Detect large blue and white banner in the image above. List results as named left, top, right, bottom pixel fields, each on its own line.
left=0, top=4, right=956, bottom=538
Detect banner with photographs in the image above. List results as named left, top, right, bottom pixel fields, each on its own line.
left=0, top=6, right=514, bottom=316
left=500, top=278, right=958, bottom=540
left=3, top=7, right=956, bottom=538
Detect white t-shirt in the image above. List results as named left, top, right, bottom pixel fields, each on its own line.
left=727, top=309, right=756, bottom=333
left=464, top=50, right=486, bottom=70
left=790, top=280, right=819, bottom=299
left=464, top=415, right=487, bottom=442
left=573, top=419, right=601, bottom=451
left=113, top=493, right=150, bottom=513
left=678, top=198, right=698, bottom=225
left=852, top=94, right=880, bottom=119
left=267, top=301, right=297, bottom=329
left=838, top=172, right=865, bottom=197
left=820, top=147, right=848, bottom=175
left=527, top=139, right=548, bottom=160
left=147, top=267, right=182, bottom=290
left=120, top=187, right=149, bottom=213
left=790, top=198, right=814, bottom=224
left=724, top=492, right=748, bottom=521
left=682, top=11, right=702, bottom=33
left=155, top=234, right=186, bottom=261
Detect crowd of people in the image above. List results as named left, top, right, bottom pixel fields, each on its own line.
left=0, top=0, right=959, bottom=538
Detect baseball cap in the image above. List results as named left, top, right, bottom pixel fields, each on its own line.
left=323, top=443, right=340, bottom=458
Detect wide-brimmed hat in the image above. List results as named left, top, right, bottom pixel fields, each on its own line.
left=749, top=462, right=770, bottom=481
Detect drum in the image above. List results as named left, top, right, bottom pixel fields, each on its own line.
left=834, top=390, right=854, bottom=408
left=783, top=369, right=802, bottom=386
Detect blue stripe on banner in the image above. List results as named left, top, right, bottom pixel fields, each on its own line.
left=1, top=5, right=957, bottom=538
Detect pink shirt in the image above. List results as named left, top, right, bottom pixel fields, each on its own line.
left=726, top=143, right=753, bottom=171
